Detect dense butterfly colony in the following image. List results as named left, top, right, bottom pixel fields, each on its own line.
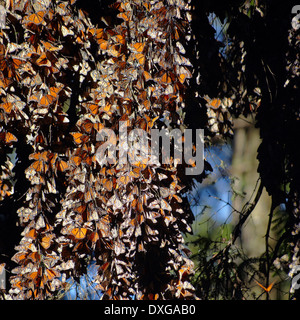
left=0, top=0, right=214, bottom=299
left=2, top=0, right=299, bottom=301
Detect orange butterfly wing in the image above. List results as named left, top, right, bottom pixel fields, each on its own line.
left=71, top=227, right=87, bottom=239
left=26, top=11, right=46, bottom=25
left=255, top=280, right=274, bottom=292
left=2, top=132, right=18, bottom=144
left=40, top=94, right=55, bottom=107
left=0, top=101, right=13, bottom=113
left=132, top=42, right=145, bottom=53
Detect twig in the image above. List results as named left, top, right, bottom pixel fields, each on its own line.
left=231, top=179, right=264, bottom=245
left=265, top=201, right=275, bottom=300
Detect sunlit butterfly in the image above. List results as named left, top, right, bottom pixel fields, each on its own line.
left=134, top=53, right=145, bottom=65
left=25, top=228, right=37, bottom=240
left=70, top=155, right=82, bottom=166
left=25, top=11, right=46, bottom=26
left=57, top=159, right=68, bottom=172
left=89, top=28, right=105, bottom=41
left=113, top=34, right=125, bottom=45
left=71, top=132, right=86, bottom=145
left=204, top=95, right=222, bottom=109
left=61, top=25, right=74, bottom=37
left=0, top=57, right=24, bottom=80
left=40, top=40, right=62, bottom=52
left=71, top=227, right=87, bottom=240
left=98, top=39, right=108, bottom=50
left=36, top=52, right=51, bottom=67
left=45, top=268, right=60, bottom=281
left=143, top=70, right=152, bottom=82
left=40, top=234, right=54, bottom=249
left=117, top=12, right=131, bottom=22
left=39, top=94, right=55, bottom=107
left=255, top=280, right=274, bottom=293
left=0, top=132, right=18, bottom=144
left=107, top=44, right=122, bottom=57
left=102, top=178, right=113, bottom=191
left=131, top=42, right=145, bottom=53
left=36, top=214, right=46, bottom=230
left=178, top=73, right=186, bottom=84
left=29, top=151, right=48, bottom=162
left=159, top=72, right=172, bottom=84
left=86, top=103, right=98, bottom=115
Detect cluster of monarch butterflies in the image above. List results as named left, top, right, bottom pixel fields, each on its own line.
left=0, top=0, right=201, bottom=299
left=204, top=95, right=234, bottom=137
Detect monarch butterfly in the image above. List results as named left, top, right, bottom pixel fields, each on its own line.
left=30, top=160, right=45, bottom=173
left=136, top=197, right=144, bottom=213
left=130, top=158, right=148, bottom=170
left=113, top=34, right=125, bottom=45
left=204, top=95, right=222, bottom=109
left=177, top=66, right=192, bottom=82
left=143, top=70, right=152, bottom=82
left=57, top=160, right=68, bottom=172
left=10, top=58, right=24, bottom=71
left=108, top=44, right=122, bottom=57
left=98, top=39, right=108, bottom=50
left=29, top=151, right=48, bottom=162
left=25, top=228, right=37, bottom=240
left=70, top=155, right=82, bottom=166
left=100, top=102, right=112, bottom=115
left=27, top=251, right=40, bottom=264
left=255, top=280, right=274, bottom=292
left=117, top=175, right=130, bottom=186
left=107, top=194, right=123, bottom=211
left=90, top=231, right=99, bottom=243
left=159, top=72, right=172, bottom=85
left=117, top=12, right=131, bottom=22
left=36, top=52, right=51, bottom=67
left=89, top=28, right=105, bottom=41
left=74, top=204, right=86, bottom=216
left=11, top=252, right=27, bottom=264
left=0, top=77, right=11, bottom=89
left=0, top=132, right=17, bottom=144
left=131, top=42, right=145, bottom=53
left=0, top=57, right=23, bottom=80
left=178, top=73, right=186, bottom=84
left=71, top=132, right=85, bottom=145
left=174, top=52, right=192, bottom=66
left=40, top=41, right=62, bottom=52
left=40, top=234, right=54, bottom=249
left=61, top=25, right=74, bottom=37
left=28, top=270, right=41, bottom=283
left=80, top=120, right=93, bottom=134
left=71, top=227, right=87, bottom=240
left=49, top=85, right=62, bottom=97
left=35, top=214, right=46, bottom=230
left=93, top=122, right=105, bottom=132
left=39, top=94, right=56, bottom=107
left=134, top=53, right=145, bottom=65
left=161, top=198, right=172, bottom=211
left=84, top=187, right=94, bottom=203
left=157, top=172, right=168, bottom=181
left=86, top=103, right=98, bottom=115
left=45, top=268, right=60, bottom=281
left=102, top=178, right=113, bottom=191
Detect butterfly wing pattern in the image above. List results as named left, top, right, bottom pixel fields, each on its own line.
left=0, top=0, right=200, bottom=300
